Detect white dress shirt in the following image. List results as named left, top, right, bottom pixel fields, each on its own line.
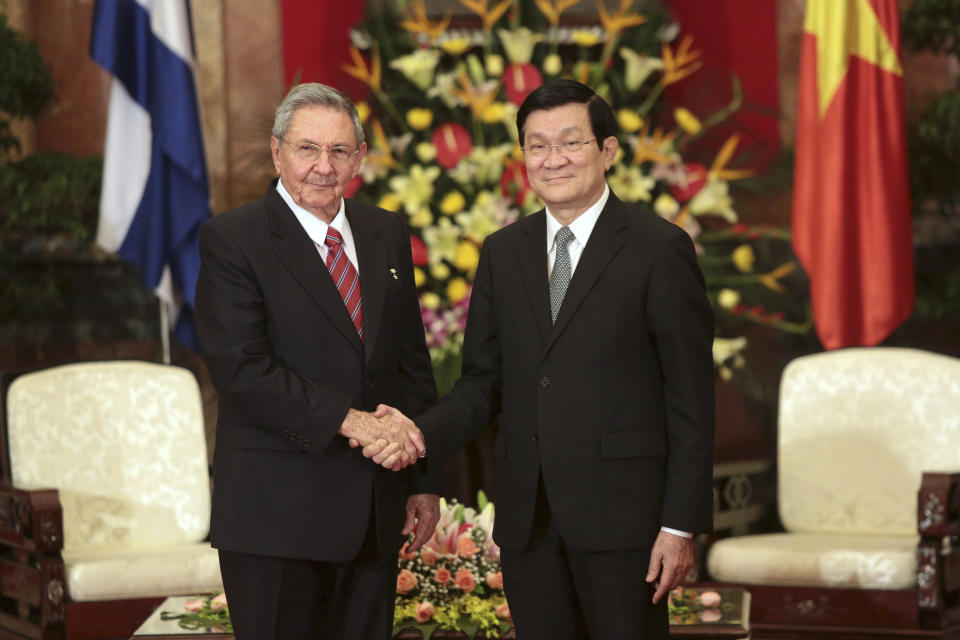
left=544, top=183, right=692, bottom=541
left=277, top=179, right=360, bottom=273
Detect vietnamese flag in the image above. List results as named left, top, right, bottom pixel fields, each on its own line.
left=792, top=0, right=914, bottom=350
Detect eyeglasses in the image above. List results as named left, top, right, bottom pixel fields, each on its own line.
left=280, top=139, right=359, bottom=167
left=521, top=139, right=597, bottom=161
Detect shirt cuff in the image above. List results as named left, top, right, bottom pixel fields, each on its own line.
left=660, top=526, right=693, bottom=538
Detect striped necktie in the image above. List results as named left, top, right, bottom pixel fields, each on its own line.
left=324, top=228, right=364, bottom=341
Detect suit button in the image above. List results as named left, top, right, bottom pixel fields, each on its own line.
left=530, top=434, right=538, bottom=444
left=539, top=376, right=551, bottom=388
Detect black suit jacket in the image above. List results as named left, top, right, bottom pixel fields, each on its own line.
left=195, top=182, right=437, bottom=562
left=417, top=192, right=714, bottom=552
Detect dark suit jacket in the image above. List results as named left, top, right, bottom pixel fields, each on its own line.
left=195, top=182, right=437, bottom=562
left=417, top=192, right=714, bottom=552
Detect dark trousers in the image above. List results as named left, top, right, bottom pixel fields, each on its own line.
left=501, top=475, right=668, bottom=640
left=218, top=517, right=397, bottom=640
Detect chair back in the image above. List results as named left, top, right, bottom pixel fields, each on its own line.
left=5, top=361, right=210, bottom=551
left=778, top=347, right=960, bottom=536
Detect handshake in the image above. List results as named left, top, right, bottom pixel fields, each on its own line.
left=338, top=404, right=425, bottom=471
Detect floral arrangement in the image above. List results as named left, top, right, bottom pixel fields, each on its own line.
left=344, top=0, right=806, bottom=389
left=668, top=586, right=735, bottom=625
left=393, top=491, right=510, bottom=638
left=161, top=592, right=231, bottom=633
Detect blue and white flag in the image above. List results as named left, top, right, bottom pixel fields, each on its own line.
left=91, top=0, right=210, bottom=349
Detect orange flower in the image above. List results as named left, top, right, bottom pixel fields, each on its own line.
left=457, top=535, right=480, bottom=559
left=421, top=548, right=439, bottom=566
left=342, top=44, right=381, bottom=92
left=397, top=569, right=418, bottom=595
left=435, top=567, right=452, bottom=586
left=496, top=603, right=512, bottom=620
left=458, top=0, right=513, bottom=30
left=415, top=601, right=437, bottom=623
left=400, top=0, right=451, bottom=42
left=454, top=568, right=476, bottom=593
left=661, top=35, right=702, bottom=86
left=597, top=0, right=647, bottom=36
left=486, top=571, right=504, bottom=589
left=533, top=0, right=579, bottom=26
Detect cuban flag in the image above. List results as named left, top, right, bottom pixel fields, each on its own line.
left=90, top=0, right=210, bottom=348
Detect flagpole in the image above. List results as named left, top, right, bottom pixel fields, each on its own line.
left=159, top=297, right=171, bottom=365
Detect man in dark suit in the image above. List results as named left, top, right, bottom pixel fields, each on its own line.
left=195, top=83, right=439, bottom=640
left=369, top=79, right=715, bottom=638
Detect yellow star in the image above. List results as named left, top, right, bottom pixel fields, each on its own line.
left=804, top=0, right=902, bottom=119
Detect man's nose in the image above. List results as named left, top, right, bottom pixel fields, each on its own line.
left=310, top=149, right=336, bottom=173
left=542, top=146, right=569, bottom=168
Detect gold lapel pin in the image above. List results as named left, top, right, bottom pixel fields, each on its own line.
left=389, top=268, right=399, bottom=280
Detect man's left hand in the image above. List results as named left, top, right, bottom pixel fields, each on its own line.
left=646, top=530, right=695, bottom=604
left=402, top=493, right=440, bottom=553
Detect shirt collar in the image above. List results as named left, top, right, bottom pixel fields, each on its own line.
left=545, top=184, right=610, bottom=250
left=276, top=179, right=349, bottom=247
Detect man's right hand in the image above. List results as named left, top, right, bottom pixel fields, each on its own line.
left=338, top=406, right=424, bottom=470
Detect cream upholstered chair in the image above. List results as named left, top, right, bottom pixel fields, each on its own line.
left=0, top=360, right=222, bottom=639
left=706, top=347, right=960, bottom=638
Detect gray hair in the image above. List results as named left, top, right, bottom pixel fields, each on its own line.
left=272, top=83, right=365, bottom=147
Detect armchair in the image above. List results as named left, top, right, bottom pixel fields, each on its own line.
left=0, top=361, right=222, bottom=639
left=706, top=347, right=960, bottom=639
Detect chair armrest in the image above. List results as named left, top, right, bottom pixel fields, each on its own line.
left=0, top=481, right=66, bottom=637
left=918, top=472, right=960, bottom=537
left=917, top=472, right=960, bottom=625
left=712, top=458, right=777, bottom=534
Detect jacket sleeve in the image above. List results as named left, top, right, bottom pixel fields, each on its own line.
left=646, top=227, right=716, bottom=534
left=195, top=218, right=354, bottom=454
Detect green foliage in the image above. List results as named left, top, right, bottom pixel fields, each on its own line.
left=902, top=0, right=960, bottom=58
left=0, top=13, right=55, bottom=154
left=0, top=151, right=103, bottom=240
left=908, top=91, right=960, bottom=216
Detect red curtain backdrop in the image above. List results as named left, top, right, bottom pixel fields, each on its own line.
left=665, top=0, right=780, bottom=169
left=791, top=0, right=914, bottom=350
left=279, top=1, right=367, bottom=99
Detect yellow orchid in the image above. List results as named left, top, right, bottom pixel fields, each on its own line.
left=597, top=0, right=648, bottom=37
left=420, top=292, right=441, bottom=309
left=400, top=0, right=451, bottom=42
left=731, top=245, right=755, bottom=273
left=423, top=218, right=462, bottom=266
left=631, top=121, right=678, bottom=166
left=430, top=263, right=451, bottom=280
left=440, top=191, right=467, bottom=216
left=407, top=108, right=433, bottom=130
left=389, top=164, right=441, bottom=215
left=447, top=277, right=470, bottom=303
left=617, top=109, right=643, bottom=133
left=441, top=37, right=473, bottom=56
left=454, top=241, right=481, bottom=277
left=709, top=134, right=755, bottom=181
left=378, top=193, right=402, bottom=213
left=342, top=44, right=381, bottom=91
left=455, top=191, right=507, bottom=242
left=608, top=164, right=656, bottom=202
left=674, top=107, right=702, bottom=135
left=533, top=0, right=579, bottom=26
left=458, top=0, right=513, bottom=31
left=661, top=35, right=702, bottom=86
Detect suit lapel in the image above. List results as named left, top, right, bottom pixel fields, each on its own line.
left=517, top=211, right=552, bottom=344
left=266, top=187, right=364, bottom=353
left=544, top=195, right=628, bottom=357
left=347, top=201, right=387, bottom=364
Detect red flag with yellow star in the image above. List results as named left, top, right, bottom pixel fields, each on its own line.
left=792, top=0, right=914, bottom=350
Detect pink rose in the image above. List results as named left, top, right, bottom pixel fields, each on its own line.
left=485, top=572, right=503, bottom=590
left=699, top=591, right=722, bottom=608
left=434, top=567, right=452, bottom=587
left=457, top=535, right=479, bottom=559
left=397, top=569, right=418, bottom=595
left=495, top=603, right=512, bottom=621
left=184, top=598, right=204, bottom=613
left=415, top=601, right=436, bottom=623
left=399, top=544, right=417, bottom=560
left=421, top=548, right=439, bottom=566
left=454, top=568, right=476, bottom=593
left=701, top=608, right=722, bottom=623
left=210, top=592, right=227, bottom=612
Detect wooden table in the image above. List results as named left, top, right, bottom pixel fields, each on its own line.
left=134, top=588, right=749, bottom=639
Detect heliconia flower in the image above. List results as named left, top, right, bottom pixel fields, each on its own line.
left=389, top=49, right=441, bottom=90
left=355, top=101, right=370, bottom=123
left=619, top=47, right=664, bottom=91
left=617, top=109, right=643, bottom=133
left=344, top=175, right=363, bottom=198
left=497, top=27, right=544, bottom=63
left=731, top=245, right=755, bottom=273
left=433, top=123, right=474, bottom=169
left=543, top=53, right=562, bottom=76
left=407, top=108, right=433, bottom=130
left=503, top=63, right=543, bottom=105
left=410, top=235, right=429, bottom=266
left=674, top=107, right=702, bottom=135
left=500, top=160, right=531, bottom=206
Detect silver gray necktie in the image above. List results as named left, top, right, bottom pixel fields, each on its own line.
left=550, top=226, right=574, bottom=324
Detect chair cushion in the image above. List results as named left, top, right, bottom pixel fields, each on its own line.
left=778, top=348, right=960, bottom=536
left=64, top=543, right=223, bottom=601
left=6, top=361, right=211, bottom=550
left=707, top=532, right=919, bottom=589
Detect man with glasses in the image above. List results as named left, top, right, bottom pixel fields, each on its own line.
left=195, top=83, right=439, bottom=639
left=369, top=79, right=715, bottom=638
